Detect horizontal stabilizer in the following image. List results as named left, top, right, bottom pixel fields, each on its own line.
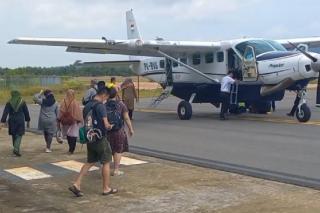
left=76, top=60, right=140, bottom=67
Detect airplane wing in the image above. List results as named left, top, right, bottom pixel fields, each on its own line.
left=8, top=37, right=221, bottom=58
left=276, top=37, right=320, bottom=49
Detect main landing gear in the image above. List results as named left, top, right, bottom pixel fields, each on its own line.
left=177, top=93, right=196, bottom=120
left=296, top=89, right=311, bottom=123
left=177, top=101, right=192, bottom=120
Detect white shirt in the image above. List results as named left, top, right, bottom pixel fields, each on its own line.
left=220, top=76, right=235, bottom=93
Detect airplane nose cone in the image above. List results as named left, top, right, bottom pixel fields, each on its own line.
left=311, top=61, right=320, bottom=72
left=311, top=55, right=320, bottom=72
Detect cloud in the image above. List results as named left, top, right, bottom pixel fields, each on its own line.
left=1, top=0, right=261, bottom=31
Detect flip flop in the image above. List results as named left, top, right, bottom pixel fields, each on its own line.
left=68, top=185, right=84, bottom=197
left=102, top=188, right=118, bottom=196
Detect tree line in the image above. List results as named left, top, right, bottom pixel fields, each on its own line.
left=0, top=65, right=135, bottom=77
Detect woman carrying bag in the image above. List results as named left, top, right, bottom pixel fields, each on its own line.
left=58, top=89, right=83, bottom=154
left=34, top=89, right=59, bottom=153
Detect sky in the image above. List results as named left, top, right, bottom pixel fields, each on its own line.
left=1, top=0, right=320, bottom=68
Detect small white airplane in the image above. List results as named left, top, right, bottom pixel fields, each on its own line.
left=9, top=10, right=320, bottom=122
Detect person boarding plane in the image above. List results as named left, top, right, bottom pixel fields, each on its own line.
left=8, top=10, right=320, bottom=122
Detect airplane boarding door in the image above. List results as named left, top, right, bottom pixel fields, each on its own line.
left=242, top=46, right=258, bottom=82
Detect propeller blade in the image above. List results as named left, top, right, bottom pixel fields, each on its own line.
left=317, top=75, right=320, bottom=107
left=288, top=41, right=318, bottom=63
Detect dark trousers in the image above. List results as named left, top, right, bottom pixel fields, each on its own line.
left=220, top=92, right=230, bottom=118
left=289, top=95, right=301, bottom=115
left=44, top=131, right=53, bottom=149
left=12, top=135, right=22, bottom=154
left=67, top=136, right=77, bottom=153
left=271, top=101, right=276, bottom=112
left=128, top=109, right=133, bottom=120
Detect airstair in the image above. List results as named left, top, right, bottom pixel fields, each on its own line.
left=149, top=58, right=173, bottom=108
left=230, top=83, right=239, bottom=105
left=150, top=86, right=173, bottom=108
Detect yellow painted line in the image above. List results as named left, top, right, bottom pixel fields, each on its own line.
left=137, top=108, right=176, bottom=114
left=5, top=167, right=51, bottom=180
left=51, top=160, right=99, bottom=172
left=138, top=108, right=320, bottom=126
left=120, top=157, right=148, bottom=166
left=238, top=116, right=320, bottom=126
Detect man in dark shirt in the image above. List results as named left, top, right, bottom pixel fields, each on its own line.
left=69, top=88, right=118, bottom=197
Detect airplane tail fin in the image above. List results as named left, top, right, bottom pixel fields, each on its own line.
left=126, top=9, right=144, bottom=61
left=126, top=9, right=142, bottom=40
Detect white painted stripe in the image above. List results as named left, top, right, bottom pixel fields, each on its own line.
left=51, top=160, right=99, bottom=172
left=120, top=157, right=147, bottom=166
left=5, top=167, right=51, bottom=180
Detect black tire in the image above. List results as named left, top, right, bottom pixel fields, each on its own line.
left=177, top=101, right=192, bottom=120
left=296, top=104, right=311, bottom=123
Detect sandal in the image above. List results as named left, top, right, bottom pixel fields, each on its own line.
left=68, top=185, right=84, bottom=197
left=112, top=170, right=124, bottom=176
left=102, top=188, right=118, bottom=196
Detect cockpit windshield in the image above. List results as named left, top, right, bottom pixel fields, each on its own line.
left=236, top=40, right=287, bottom=56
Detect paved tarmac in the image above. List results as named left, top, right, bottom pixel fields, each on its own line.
left=1, top=90, right=320, bottom=189
left=132, top=90, right=320, bottom=189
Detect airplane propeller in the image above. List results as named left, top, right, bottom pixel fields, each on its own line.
left=288, top=41, right=320, bottom=106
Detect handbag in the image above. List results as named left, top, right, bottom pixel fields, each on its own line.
left=56, top=128, right=64, bottom=144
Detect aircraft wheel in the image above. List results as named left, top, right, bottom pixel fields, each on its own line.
left=296, top=104, right=311, bottom=123
left=177, top=101, right=192, bottom=120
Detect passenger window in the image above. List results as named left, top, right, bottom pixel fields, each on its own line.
left=159, top=60, right=165, bottom=69
left=205, top=52, right=214, bottom=63
left=173, top=61, right=178, bottom=67
left=217, top=52, right=224, bottom=63
left=180, top=58, right=187, bottom=65
left=192, top=53, right=201, bottom=65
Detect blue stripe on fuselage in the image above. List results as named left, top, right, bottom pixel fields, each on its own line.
left=257, top=51, right=300, bottom=61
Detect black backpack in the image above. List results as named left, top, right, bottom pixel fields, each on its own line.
left=80, top=102, right=102, bottom=143
left=105, top=100, right=124, bottom=132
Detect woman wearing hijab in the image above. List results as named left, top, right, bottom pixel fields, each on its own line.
left=58, top=89, right=83, bottom=154
left=34, top=89, right=59, bottom=153
left=121, top=78, right=138, bottom=120
left=0, top=91, right=30, bottom=157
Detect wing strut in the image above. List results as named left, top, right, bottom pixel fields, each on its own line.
left=157, top=50, right=218, bottom=83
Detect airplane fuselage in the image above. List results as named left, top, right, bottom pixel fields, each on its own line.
left=133, top=38, right=319, bottom=87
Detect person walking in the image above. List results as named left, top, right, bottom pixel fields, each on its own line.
left=0, top=91, right=30, bottom=157
left=34, top=90, right=59, bottom=153
left=121, top=78, right=138, bottom=120
left=58, top=89, right=83, bottom=154
left=69, top=88, right=117, bottom=197
left=82, top=79, right=97, bottom=105
left=106, top=88, right=134, bottom=176
left=220, top=71, right=236, bottom=120
left=107, top=77, right=117, bottom=89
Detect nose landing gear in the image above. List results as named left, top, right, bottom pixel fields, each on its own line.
left=296, top=89, right=311, bottom=123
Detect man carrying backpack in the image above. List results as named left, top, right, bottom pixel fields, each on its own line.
left=69, top=88, right=118, bottom=197
left=106, top=88, right=134, bottom=176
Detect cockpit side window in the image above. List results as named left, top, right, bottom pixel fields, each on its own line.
left=266, top=40, right=287, bottom=51
left=236, top=40, right=280, bottom=56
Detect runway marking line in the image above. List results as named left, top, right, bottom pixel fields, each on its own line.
left=120, top=157, right=148, bottom=166
left=4, top=166, right=52, bottom=180
left=51, top=160, right=99, bottom=172
left=137, top=108, right=320, bottom=126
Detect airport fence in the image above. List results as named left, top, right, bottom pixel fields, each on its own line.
left=0, top=76, right=63, bottom=90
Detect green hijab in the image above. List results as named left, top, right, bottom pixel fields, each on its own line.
left=9, top=90, right=23, bottom=112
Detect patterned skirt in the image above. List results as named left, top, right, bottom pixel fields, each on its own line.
left=107, top=128, right=129, bottom=154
